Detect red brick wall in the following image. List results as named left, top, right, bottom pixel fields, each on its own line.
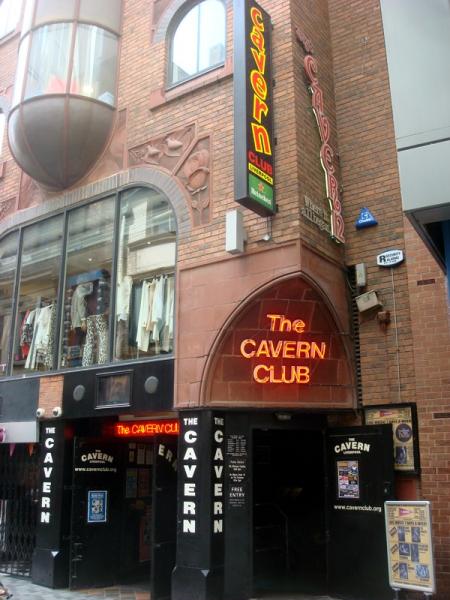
left=404, top=218, right=450, bottom=595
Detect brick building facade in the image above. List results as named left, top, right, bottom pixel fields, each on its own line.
left=0, top=0, right=449, bottom=599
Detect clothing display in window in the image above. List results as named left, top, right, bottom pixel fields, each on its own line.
left=24, top=304, right=56, bottom=370
left=136, top=274, right=174, bottom=353
left=61, top=269, right=110, bottom=368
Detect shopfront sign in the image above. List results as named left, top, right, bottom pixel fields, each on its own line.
left=113, top=419, right=179, bottom=438
left=304, top=54, right=345, bottom=243
left=301, top=195, right=331, bottom=235
left=40, top=426, right=56, bottom=524
left=364, top=404, right=420, bottom=473
left=239, top=313, right=328, bottom=384
left=234, top=0, right=276, bottom=216
left=385, top=501, right=435, bottom=594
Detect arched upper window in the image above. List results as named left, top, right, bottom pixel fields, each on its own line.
left=169, top=0, right=225, bottom=86
left=0, top=0, right=22, bottom=40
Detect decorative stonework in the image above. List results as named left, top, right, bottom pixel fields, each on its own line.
left=175, top=137, right=211, bottom=226
left=129, top=125, right=212, bottom=226
left=129, top=124, right=196, bottom=171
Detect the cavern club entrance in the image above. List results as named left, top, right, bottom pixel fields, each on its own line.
left=251, top=422, right=395, bottom=600
left=69, top=419, right=178, bottom=600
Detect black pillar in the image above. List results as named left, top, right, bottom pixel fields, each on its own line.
left=31, top=421, right=71, bottom=588
left=172, top=410, right=225, bottom=600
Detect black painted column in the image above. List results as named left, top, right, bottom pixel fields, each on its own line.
left=172, top=410, right=225, bottom=600
left=31, top=421, right=71, bottom=588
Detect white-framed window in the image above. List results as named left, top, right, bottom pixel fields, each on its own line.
left=0, top=0, right=22, bottom=40
left=169, top=0, right=225, bottom=86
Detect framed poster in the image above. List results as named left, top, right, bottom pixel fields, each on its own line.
left=364, top=403, right=420, bottom=474
left=385, top=501, right=435, bottom=593
left=87, top=490, right=108, bottom=523
left=337, top=460, right=360, bottom=499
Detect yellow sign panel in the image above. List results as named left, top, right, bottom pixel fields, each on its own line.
left=385, top=501, right=435, bottom=593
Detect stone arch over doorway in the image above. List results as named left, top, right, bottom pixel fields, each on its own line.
left=202, top=273, right=356, bottom=409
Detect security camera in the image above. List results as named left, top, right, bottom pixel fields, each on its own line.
left=36, top=408, right=46, bottom=418
left=52, top=406, right=62, bottom=417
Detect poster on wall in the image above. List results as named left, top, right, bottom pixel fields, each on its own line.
left=87, top=490, right=108, bottom=523
left=364, top=403, right=420, bottom=474
left=385, top=501, right=435, bottom=593
left=337, top=460, right=360, bottom=499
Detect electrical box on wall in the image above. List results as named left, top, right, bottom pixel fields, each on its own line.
left=355, top=290, right=382, bottom=313
left=226, top=209, right=247, bottom=254
left=355, top=263, right=367, bottom=288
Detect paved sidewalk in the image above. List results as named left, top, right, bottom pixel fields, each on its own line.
left=0, top=575, right=150, bottom=600
left=0, top=575, right=348, bottom=600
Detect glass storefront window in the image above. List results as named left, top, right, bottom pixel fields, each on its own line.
left=0, top=232, right=19, bottom=377
left=115, top=188, right=176, bottom=361
left=12, top=216, right=63, bottom=374
left=24, top=23, right=73, bottom=99
left=72, top=25, right=118, bottom=106
left=60, top=197, right=115, bottom=369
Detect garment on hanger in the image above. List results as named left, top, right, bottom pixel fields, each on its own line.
left=116, top=275, right=133, bottom=322
left=25, top=304, right=54, bottom=370
left=71, top=282, right=94, bottom=329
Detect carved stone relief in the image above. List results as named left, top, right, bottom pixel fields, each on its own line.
left=175, top=137, right=211, bottom=226
left=129, top=124, right=196, bottom=171
left=129, top=126, right=211, bottom=226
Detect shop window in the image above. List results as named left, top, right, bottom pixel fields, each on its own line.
left=0, top=232, right=19, bottom=377
left=12, top=216, right=64, bottom=375
left=72, top=24, right=118, bottom=105
left=0, top=0, right=22, bottom=40
left=60, top=197, right=115, bottom=369
left=169, top=0, right=225, bottom=86
left=115, top=188, right=176, bottom=361
left=0, top=186, right=176, bottom=376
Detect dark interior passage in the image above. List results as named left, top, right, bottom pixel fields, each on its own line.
left=253, top=428, right=327, bottom=595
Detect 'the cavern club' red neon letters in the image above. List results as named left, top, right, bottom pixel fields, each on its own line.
left=114, top=420, right=179, bottom=438
left=239, top=313, right=328, bottom=384
left=304, top=55, right=345, bottom=244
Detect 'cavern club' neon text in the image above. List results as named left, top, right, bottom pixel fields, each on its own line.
left=249, top=7, right=272, bottom=160
left=114, top=420, right=179, bottom=437
left=304, top=54, right=345, bottom=244
left=239, top=314, right=327, bottom=384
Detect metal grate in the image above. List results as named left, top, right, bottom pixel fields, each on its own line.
left=0, top=443, right=40, bottom=577
left=347, top=267, right=363, bottom=406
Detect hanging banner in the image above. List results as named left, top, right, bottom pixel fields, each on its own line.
left=234, top=0, right=276, bottom=216
left=385, top=501, right=435, bottom=593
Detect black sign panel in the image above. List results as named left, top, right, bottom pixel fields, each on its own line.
left=327, top=425, right=394, bottom=600
left=234, top=0, right=276, bottom=216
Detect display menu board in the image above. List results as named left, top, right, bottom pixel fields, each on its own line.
left=385, top=501, right=435, bottom=593
left=364, top=404, right=420, bottom=473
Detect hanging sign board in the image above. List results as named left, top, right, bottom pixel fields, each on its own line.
left=385, top=501, right=435, bottom=594
left=234, top=0, right=276, bottom=216
left=377, top=249, right=404, bottom=267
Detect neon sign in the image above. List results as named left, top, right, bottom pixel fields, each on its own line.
left=114, top=420, right=179, bottom=438
left=304, top=54, right=345, bottom=244
left=234, top=0, right=276, bottom=216
left=239, top=313, right=328, bottom=384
